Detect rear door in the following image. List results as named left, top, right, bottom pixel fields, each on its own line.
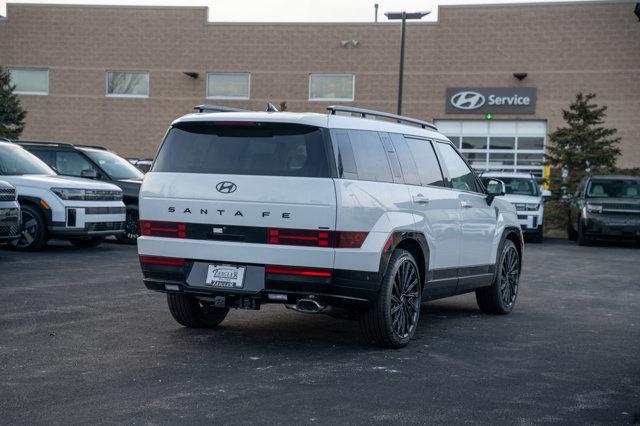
left=141, top=121, right=337, bottom=267
left=390, top=134, right=462, bottom=298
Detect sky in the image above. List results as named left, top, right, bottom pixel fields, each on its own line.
left=0, top=0, right=601, bottom=22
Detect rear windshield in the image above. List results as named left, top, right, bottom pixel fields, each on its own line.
left=152, top=122, right=331, bottom=177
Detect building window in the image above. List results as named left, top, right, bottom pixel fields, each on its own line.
left=435, top=120, right=547, bottom=178
left=106, top=71, right=149, bottom=97
left=309, top=74, right=355, bottom=101
left=206, top=73, right=250, bottom=99
left=8, top=68, right=49, bottom=95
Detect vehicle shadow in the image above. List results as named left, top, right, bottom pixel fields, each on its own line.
left=161, top=299, right=482, bottom=353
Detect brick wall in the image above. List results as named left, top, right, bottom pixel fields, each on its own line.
left=0, top=2, right=638, bottom=167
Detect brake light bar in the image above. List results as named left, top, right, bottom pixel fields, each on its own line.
left=140, top=220, right=187, bottom=238
left=267, top=228, right=367, bottom=248
left=139, top=256, right=185, bottom=266
left=265, top=265, right=332, bottom=278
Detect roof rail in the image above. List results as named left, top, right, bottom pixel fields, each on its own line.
left=326, top=105, right=438, bottom=131
left=15, top=140, right=75, bottom=148
left=75, top=144, right=109, bottom=151
left=194, top=104, right=250, bottom=113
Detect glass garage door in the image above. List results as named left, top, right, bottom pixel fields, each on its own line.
left=434, top=120, right=546, bottom=178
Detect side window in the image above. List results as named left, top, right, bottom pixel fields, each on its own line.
left=29, top=149, right=56, bottom=168
left=55, top=151, right=99, bottom=177
left=389, top=133, right=420, bottom=186
left=436, top=142, right=482, bottom=193
left=379, top=132, right=403, bottom=183
left=333, top=130, right=358, bottom=180
left=404, top=137, right=445, bottom=187
left=348, top=130, right=393, bottom=183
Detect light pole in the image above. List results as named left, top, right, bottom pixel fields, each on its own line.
left=385, top=11, right=430, bottom=116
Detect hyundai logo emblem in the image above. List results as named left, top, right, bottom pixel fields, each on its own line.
left=216, top=181, right=237, bottom=194
left=450, top=91, right=486, bottom=110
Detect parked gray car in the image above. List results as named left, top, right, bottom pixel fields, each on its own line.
left=568, top=175, right=640, bottom=245
left=0, top=180, right=20, bottom=243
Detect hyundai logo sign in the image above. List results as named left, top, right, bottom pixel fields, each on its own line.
left=216, top=181, right=237, bottom=194
left=446, top=87, right=537, bottom=115
left=450, top=91, right=486, bottom=110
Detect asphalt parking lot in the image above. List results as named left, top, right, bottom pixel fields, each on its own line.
left=1, top=239, right=639, bottom=424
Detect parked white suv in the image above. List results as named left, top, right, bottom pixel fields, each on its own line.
left=481, top=172, right=550, bottom=243
left=138, top=106, right=523, bottom=348
left=0, top=141, right=126, bottom=250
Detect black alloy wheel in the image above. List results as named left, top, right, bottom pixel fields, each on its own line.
left=390, top=259, right=421, bottom=339
left=499, top=243, right=520, bottom=309
left=359, top=249, right=421, bottom=348
left=476, top=239, right=521, bottom=314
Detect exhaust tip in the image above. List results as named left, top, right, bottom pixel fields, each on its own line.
left=295, top=298, right=324, bottom=313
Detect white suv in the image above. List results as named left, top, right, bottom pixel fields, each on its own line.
left=481, top=172, right=550, bottom=243
left=138, top=106, right=523, bottom=348
left=0, top=141, right=126, bottom=250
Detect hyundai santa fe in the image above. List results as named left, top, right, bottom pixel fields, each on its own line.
left=137, top=105, right=523, bottom=348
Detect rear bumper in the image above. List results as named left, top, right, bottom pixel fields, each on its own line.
left=141, top=261, right=380, bottom=310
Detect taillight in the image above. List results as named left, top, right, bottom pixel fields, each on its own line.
left=140, top=220, right=187, bottom=238
left=139, top=256, right=185, bottom=266
left=268, top=228, right=331, bottom=247
left=267, top=228, right=367, bottom=248
left=334, top=231, right=369, bottom=248
left=265, top=265, right=332, bottom=278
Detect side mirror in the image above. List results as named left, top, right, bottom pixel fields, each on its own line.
left=542, top=189, right=552, bottom=197
left=81, top=169, right=98, bottom=179
left=485, top=178, right=506, bottom=205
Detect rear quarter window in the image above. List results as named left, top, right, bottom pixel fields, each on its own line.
left=152, top=122, right=332, bottom=178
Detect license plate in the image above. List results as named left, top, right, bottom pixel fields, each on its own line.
left=205, top=264, right=246, bottom=289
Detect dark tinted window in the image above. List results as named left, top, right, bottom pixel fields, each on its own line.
left=404, top=137, right=445, bottom=187
left=389, top=133, right=420, bottom=186
left=348, top=130, right=393, bottom=183
left=153, top=122, right=330, bottom=177
left=29, top=149, right=56, bottom=167
left=333, top=130, right=358, bottom=179
left=55, top=151, right=99, bottom=177
left=436, top=142, right=482, bottom=193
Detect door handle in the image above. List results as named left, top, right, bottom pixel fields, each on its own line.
left=460, top=200, right=473, bottom=208
left=413, top=194, right=430, bottom=204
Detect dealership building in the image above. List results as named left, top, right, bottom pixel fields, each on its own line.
left=1, top=1, right=639, bottom=174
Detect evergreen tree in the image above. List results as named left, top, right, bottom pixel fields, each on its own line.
left=546, top=93, right=620, bottom=193
left=0, top=66, right=27, bottom=140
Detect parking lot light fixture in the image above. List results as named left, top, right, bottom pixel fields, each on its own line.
left=384, top=11, right=430, bottom=115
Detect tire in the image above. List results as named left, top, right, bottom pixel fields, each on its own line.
left=7, top=203, right=48, bottom=251
left=68, top=236, right=105, bottom=247
left=567, top=218, right=578, bottom=241
left=577, top=220, right=590, bottom=246
left=359, top=249, right=421, bottom=348
left=116, top=206, right=139, bottom=245
left=476, top=239, right=521, bottom=315
left=529, top=226, right=543, bottom=244
left=167, top=293, right=230, bottom=328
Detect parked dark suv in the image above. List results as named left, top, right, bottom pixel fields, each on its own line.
left=568, top=175, right=640, bottom=245
left=17, top=141, right=144, bottom=244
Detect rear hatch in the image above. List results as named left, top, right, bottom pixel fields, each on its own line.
left=140, top=120, right=337, bottom=246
